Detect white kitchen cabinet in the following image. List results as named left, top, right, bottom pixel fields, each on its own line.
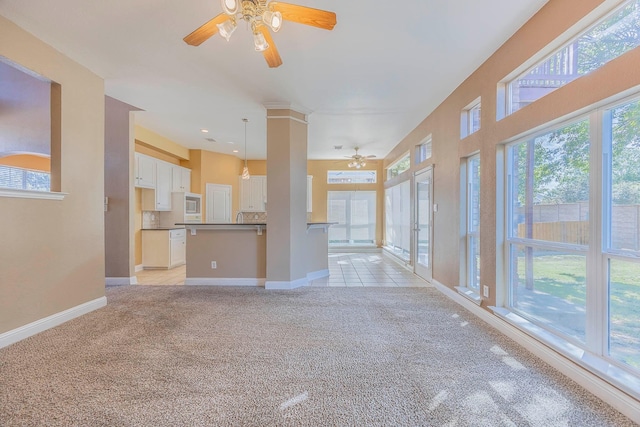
left=172, top=166, right=191, bottom=192
left=135, top=153, right=156, bottom=188
left=307, top=175, right=313, bottom=213
left=142, top=228, right=186, bottom=269
left=155, top=161, right=173, bottom=210
left=239, top=175, right=266, bottom=212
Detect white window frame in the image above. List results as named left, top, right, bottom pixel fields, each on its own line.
left=386, top=152, right=410, bottom=180
left=461, top=98, right=481, bottom=138
left=327, top=191, right=377, bottom=246
left=415, top=135, right=432, bottom=164
left=496, top=91, right=640, bottom=400
left=497, top=0, right=640, bottom=120
left=327, top=170, right=377, bottom=184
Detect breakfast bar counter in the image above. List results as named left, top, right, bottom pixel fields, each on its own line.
left=177, top=222, right=332, bottom=286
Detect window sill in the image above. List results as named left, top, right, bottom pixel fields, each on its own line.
left=0, top=188, right=67, bottom=200
left=489, top=306, right=640, bottom=401
left=455, top=286, right=481, bottom=305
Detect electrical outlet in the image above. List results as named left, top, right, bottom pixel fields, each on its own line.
left=211, top=261, right=217, bottom=269
left=483, top=285, right=489, bottom=298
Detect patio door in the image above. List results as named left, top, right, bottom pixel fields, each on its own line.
left=414, top=168, right=433, bottom=281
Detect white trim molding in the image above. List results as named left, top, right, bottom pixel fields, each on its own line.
left=0, top=296, right=107, bottom=349
left=432, top=279, right=640, bottom=423
left=307, top=269, right=330, bottom=281
left=0, top=188, right=67, bottom=200
left=265, top=277, right=308, bottom=290
left=135, top=264, right=144, bottom=273
left=184, top=278, right=266, bottom=287
left=105, top=276, right=138, bottom=286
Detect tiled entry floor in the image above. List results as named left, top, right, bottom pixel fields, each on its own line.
left=135, top=252, right=430, bottom=287
left=310, top=252, right=430, bottom=287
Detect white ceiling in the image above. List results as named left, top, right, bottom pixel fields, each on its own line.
left=0, top=0, right=549, bottom=161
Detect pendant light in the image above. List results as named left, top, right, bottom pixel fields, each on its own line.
left=242, top=118, right=250, bottom=180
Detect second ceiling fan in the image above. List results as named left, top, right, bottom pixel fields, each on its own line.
left=183, top=0, right=337, bottom=68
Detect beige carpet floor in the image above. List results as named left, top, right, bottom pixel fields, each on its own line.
left=0, top=285, right=636, bottom=426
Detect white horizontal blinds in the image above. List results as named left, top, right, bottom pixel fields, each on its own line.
left=327, top=170, right=376, bottom=184
left=508, top=0, right=640, bottom=115
left=0, top=166, right=50, bottom=191
left=384, top=181, right=411, bottom=260
left=328, top=191, right=376, bottom=245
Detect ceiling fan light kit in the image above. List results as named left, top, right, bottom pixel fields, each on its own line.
left=184, top=0, right=336, bottom=68
left=346, top=147, right=376, bottom=169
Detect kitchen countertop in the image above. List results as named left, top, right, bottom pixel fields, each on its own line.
left=141, top=227, right=185, bottom=230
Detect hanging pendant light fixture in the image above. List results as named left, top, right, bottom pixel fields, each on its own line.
left=242, top=118, right=251, bottom=180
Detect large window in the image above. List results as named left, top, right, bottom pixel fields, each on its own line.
left=384, top=181, right=411, bottom=261
left=503, top=0, right=640, bottom=116
left=328, top=191, right=376, bottom=246
left=503, top=95, right=640, bottom=393
left=466, top=154, right=481, bottom=292
left=0, top=165, right=50, bottom=191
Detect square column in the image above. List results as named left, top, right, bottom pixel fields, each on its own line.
left=265, top=109, right=308, bottom=289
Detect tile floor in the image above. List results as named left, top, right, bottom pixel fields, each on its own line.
left=135, top=252, right=431, bottom=288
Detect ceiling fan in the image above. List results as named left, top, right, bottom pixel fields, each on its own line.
left=183, top=0, right=337, bottom=68
left=345, top=147, right=376, bottom=169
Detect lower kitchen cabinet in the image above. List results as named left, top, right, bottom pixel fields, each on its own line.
left=142, top=228, right=186, bottom=269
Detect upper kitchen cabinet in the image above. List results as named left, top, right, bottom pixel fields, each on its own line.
left=239, top=175, right=266, bottom=212
left=135, top=153, right=156, bottom=188
left=172, top=165, right=191, bottom=193
left=155, top=161, right=173, bottom=210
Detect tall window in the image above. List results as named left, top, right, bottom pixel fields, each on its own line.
left=502, top=0, right=640, bottom=117
left=466, top=155, right=481, bottom=291
left=503, top=94, right=640, bottom=390
left=385, top=181, right=410, bottom=261
left=328, top=191, right=376, bottom=246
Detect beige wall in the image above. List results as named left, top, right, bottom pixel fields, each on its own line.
left=382, top=0, right=640, bottom=306
left=0, top=16, right=105, bottom=333
left=184, top=149, right=243, bottom=221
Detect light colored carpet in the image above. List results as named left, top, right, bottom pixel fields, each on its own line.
left=0, top=286, right=635, bottom=426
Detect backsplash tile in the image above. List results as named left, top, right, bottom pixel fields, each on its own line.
left=240, top=211, right=266, bottom=223
left=142, top=211, right=160, bottom=229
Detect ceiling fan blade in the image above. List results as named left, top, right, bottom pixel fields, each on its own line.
left=257, top=26, right=283, bottom=68
left=269, top=2, right=337, bottom=30
left=183, top=13, right=230, bottom=46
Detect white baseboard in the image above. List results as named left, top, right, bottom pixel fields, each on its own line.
left=105, top=276, right=138, bottom=286
left=432, top=279, right=640, bottom=423
left=329, top=247, right=381, bottom=253
left=184, top=278, right=266, bottom=287
left=265, top=277, right=309, bottom=290
left=0, top=296, right=107, bottom=349
left=135, top=264, right=144, bottom=273
left=307, top=269, right=329, bottom=281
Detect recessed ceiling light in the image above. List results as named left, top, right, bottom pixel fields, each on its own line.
left=201, top=129, right=209, bottom=133
left=227, top=141, right=235, bottom=144
left=232, top=150, right=239, bottom=153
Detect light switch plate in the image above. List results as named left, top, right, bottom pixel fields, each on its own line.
left=483, top=285, right=489, bottom=298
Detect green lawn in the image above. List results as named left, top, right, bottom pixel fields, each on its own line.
left=514, top=254, right=640, bottom=369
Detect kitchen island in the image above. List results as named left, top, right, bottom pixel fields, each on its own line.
left=177, top=223, right=332, bottom=287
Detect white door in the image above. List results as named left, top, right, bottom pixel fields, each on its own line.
left=414, top=168, right=433, bottom=281
left=206, top=183, right=232, bottom=223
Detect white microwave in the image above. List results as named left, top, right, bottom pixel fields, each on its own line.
left=185, top=193, right=201, bottom=214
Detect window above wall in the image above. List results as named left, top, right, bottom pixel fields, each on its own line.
left=386, top=153, right=410, bottom=180
left=327, top=170, right=377, bottom=184
left=498, top=0, right=640, bottom=119
left=461, top=98, right=481, bottom=138
left=416, top=135, right=432, bottom=164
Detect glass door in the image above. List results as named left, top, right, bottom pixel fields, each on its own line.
left=414, top=168, right=433, bottom=281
